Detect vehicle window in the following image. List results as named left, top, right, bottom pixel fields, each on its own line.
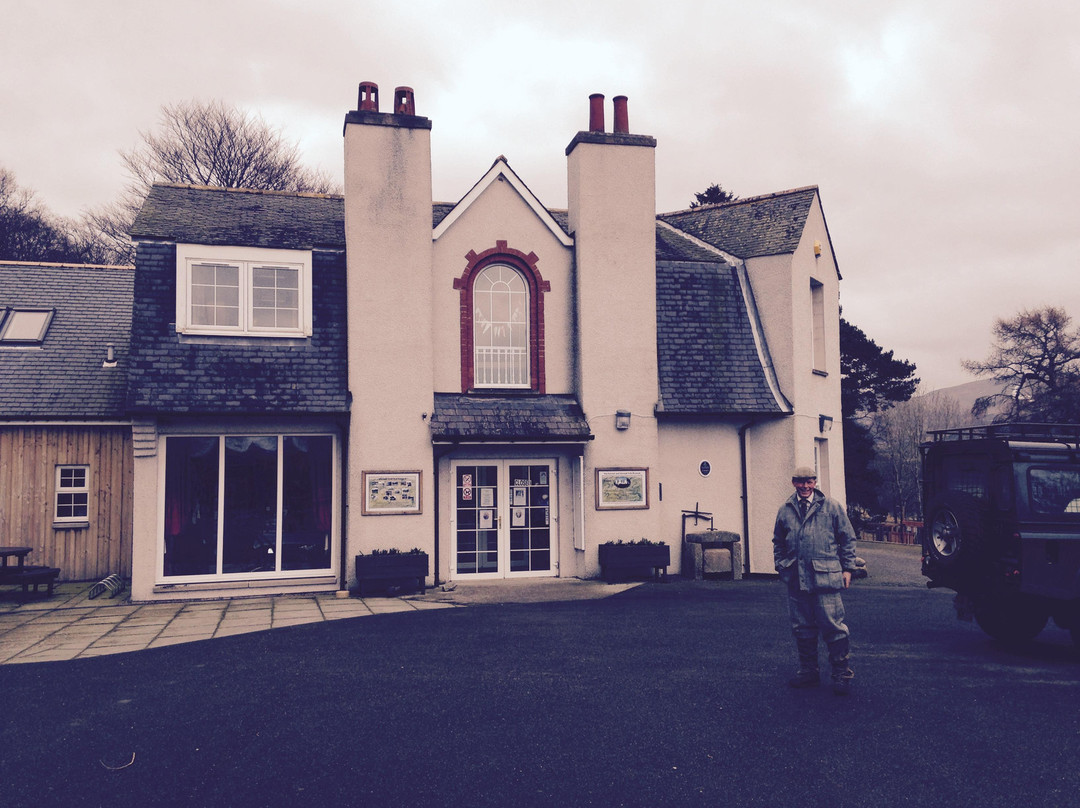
left=941, top=455, right=988, bottom=501
left=1028, top=468, right=1080, bottom=515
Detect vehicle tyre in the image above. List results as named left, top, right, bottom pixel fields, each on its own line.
left=925, top=493, right=984, bottom=569
left=973, top=597, right=1049, bottom=645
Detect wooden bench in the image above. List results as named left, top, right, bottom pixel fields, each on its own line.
left=0, top=565, right=61, bottom=600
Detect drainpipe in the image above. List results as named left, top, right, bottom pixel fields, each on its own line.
left=432, top=447, right=441, bottom=586
left=431, top=444, right=454, bottom=586
left=739, top=420, right=754, bottom=578
left=339, top=415, right=350, bottom=593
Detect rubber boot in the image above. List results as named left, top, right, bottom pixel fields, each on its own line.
left=827, top=636, right=854, bottom=696
left=787, top=636, right=820, bottom=688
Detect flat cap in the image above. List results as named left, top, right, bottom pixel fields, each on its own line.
left=792, top=466, right=817, bottom=480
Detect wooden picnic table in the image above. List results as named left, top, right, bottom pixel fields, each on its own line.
left=0, top=546, right=32, bottom=570
left=0, top=546, right=60, bottom=600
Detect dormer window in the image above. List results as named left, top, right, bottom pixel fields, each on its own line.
left=0, top=308, right=54, bottom=344
left=176, top=244, right=312, bottom=338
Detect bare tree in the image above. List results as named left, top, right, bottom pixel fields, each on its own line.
left=86, top=99, right=338, bottom=264
left=963, top=306, right=1080, bottom=423
left=0, top=167, right=96, bottom=263
left=873, top=389, right=964, bottom=521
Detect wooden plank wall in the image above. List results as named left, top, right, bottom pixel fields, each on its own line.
left=0, top=425, right=133, bottom=581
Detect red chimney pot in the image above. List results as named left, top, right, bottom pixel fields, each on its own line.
left=588, top=93, right=605, bottom=133
left=613, top=95, right=629, bottom=134
left=395, top=86, right=416, bottom=116
left=358, top=81, right=379, bottom=112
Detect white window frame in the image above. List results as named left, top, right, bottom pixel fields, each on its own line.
left=472, top=264, right=530, bottom=389
left=175, top=244, right=313, bottom=338
left=55, top=464, right=90, bottom=524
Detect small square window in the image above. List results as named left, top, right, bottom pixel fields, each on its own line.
left=55, top=465, right=90, bottom=522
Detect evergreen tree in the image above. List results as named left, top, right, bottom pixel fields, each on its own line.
left=840, top=318, right=919, bottom=512
left=689, top=183, right=738, bottom=207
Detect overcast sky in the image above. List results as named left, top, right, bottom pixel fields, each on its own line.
left=3, top=0, right=1076, bottom=391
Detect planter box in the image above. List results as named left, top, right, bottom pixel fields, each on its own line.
left=355, top=553, right=428, bottom=597
left=598, top=543, right=669, bottom=583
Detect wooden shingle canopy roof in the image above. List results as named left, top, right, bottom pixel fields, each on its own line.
left=0, top=262, right=133, bottom=419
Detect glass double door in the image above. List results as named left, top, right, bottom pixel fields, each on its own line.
left=451, top=460, right=557, bottom=579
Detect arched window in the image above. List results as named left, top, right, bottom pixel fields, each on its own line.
left=454, top=241, right=550, bottom=393
left=473, top=264, right=528, bottom=388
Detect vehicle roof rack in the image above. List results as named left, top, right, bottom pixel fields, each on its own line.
left=928, top=423, right=1080, bottom=446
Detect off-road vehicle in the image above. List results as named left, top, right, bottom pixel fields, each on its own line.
left=921, top=424, right=1080, bottom=647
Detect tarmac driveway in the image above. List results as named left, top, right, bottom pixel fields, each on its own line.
left=2, top=546, right=1078, bottom=808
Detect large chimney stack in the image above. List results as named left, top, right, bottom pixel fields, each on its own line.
left=566, top=93, right=660, bottom=559
left=342, top=81, right=435, bottom=567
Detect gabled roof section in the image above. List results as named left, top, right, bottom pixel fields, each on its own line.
left=0, top=262, right=133, bottom=419
left=656, top=259, right=790, bottom=416
left=655, top=220, right=735, bottom=263
left=131, top=184, right=346, bottom=250
left=658, top=186, right=818, bottom=260
left=430, top=394, right=592, bottom=443
left=432, top=157, right=573, bottom=246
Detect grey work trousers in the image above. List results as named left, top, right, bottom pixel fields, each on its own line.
left=786, top=585, right=849, bottom=644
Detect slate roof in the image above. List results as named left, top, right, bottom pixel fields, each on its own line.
left=430, top=394, right=592, bottom=442
left=126, top=244, right=349, bottom=415
left=658, top=187, right=817, bottom=259
left=655, top=224, right=726, bottom=262
left=135, top=187, right=570, bottom=246
left=129, top=183, right=802, bottom=419
left=0, top=262, right=133, bottom=419
left=131, top=185, right=346, bottom=250
left=655, top=260, right=786, bottom=415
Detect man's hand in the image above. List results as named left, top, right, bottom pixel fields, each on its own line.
left=842, top=571, right=852, bottom=589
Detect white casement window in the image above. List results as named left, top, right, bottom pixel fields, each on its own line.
left=55, top=465, right=90, bottom=523
left=176, top=244, right=313, bottom=337
left=473, top=264, right=529, bottom=388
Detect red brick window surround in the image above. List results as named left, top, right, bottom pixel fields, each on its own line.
left=453, top=241, right=550, bottom=393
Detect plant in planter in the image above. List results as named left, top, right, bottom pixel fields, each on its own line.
left=598, top=538, right=670, bottom=583
left=355, top=548, right=429, bottom=597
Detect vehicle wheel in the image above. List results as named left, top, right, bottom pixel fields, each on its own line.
left=925, top=493, right=984, bottom=569
left=974, top=597, right=1049, bottom=645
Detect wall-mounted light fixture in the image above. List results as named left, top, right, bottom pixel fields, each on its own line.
left=819, top=414, right=833, bottom=434
left=615, top=410, right=631, bottom=430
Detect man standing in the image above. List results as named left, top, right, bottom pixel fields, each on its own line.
left=773, top=466, right=858, bottom=695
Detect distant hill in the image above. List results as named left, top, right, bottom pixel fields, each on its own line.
left=923, top=378, right=1010, bottom=424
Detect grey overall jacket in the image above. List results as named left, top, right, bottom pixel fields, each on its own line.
left=772, top=490, right=858, bottom=592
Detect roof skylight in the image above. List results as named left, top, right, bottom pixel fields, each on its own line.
left=0, top=308, right=54, bottom=344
